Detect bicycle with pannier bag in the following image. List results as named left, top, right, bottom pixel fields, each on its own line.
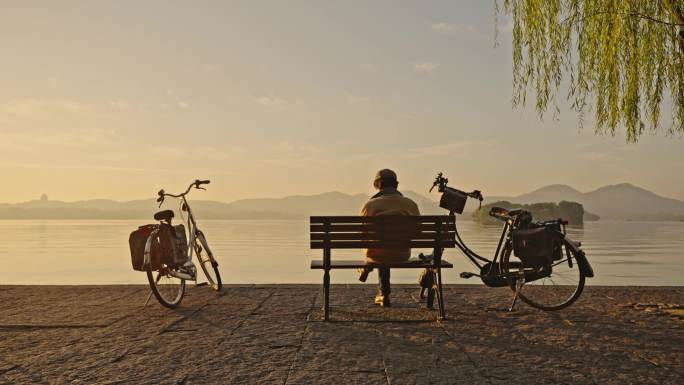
left=428, top=173, right=594, bottom=311
left=128, top=179, right=222, bottom=308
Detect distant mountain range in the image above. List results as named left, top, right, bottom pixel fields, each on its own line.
left=0, top=190, right=442, bottom=220
left=0, top=183, right=682, bottom=221
left=486, top=183, right=684, bottom=220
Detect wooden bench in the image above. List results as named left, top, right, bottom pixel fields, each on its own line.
left=310, top=215, right=456, bottom=321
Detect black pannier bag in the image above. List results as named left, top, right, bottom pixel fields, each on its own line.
left=511, top=226, right=561, bottom=268
left=545, top=222, right=564, bottom=261
left=129, top=225, right=162, bottom=271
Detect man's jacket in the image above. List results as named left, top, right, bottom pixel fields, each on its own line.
left=360, top=188, right=420, bottom=264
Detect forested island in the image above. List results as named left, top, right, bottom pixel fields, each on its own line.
left=472, top=201, right=599, bottom=225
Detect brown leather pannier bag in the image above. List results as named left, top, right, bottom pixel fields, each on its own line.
left=129, top=224, right=188, bottom=271
left=129, top=225, right=161, bottom=271
left=158, top=224, right=189, bottom=267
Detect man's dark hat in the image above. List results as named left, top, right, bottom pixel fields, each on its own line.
left=373, top=169, right=398, bottom=189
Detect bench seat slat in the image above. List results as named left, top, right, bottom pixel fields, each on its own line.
left=310, top=231, right=455, bottom=241
left=310, top=258, right=453, bottom=269
left=310, top=215, right=455, bottom=224
left=311, top=240, right=456, bottom=249
left=310, top=223, right=454, bottom=233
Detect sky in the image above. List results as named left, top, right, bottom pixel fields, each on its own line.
left=1, top=0, right=683, bottom=203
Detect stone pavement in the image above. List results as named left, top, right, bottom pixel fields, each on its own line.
left=0, top=285, right=682, bottom=384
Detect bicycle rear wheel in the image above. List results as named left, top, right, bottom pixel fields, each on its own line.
left=195, top=232, right=222, bottom=291
left=502, top=239, right=585, bottom=311
left=147, top=265, right=186, bottom=308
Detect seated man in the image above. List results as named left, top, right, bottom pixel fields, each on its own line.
left=360, top=169, right=420, bottom=307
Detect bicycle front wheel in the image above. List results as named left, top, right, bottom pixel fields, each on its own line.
left=503, top=239, right=585, bottom=311
left=195, top=232, right=222, bottom=291
left=147, top=265, right=186, bottom=308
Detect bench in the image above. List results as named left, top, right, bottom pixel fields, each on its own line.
left=310, top=215, right=456, bottom=321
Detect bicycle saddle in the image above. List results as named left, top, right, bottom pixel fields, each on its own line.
left=154, top=209, right=174, bottom=222
left=489, top=207, right=531, bottom=219
left=507, top=209, right=529, bottom=217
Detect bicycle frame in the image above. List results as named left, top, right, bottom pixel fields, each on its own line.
left=179, top=195, right=216, bottom=268
left=450, top=212, right=510, bottom=270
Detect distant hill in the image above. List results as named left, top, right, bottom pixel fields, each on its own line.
left=1, top=183, right=682, bottom=220
left=484, top=183, right=684, bottom=220
left=0, top=191, right=442, bottom=220
left=515, top=184, right=585, bottom=204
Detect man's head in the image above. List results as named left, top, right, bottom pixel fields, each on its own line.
left=373, top=169, right=398, bottom=190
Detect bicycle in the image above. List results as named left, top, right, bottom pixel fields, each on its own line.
left=429, top=173, right=594, bottom=311
left=142, top=179, right=222, bottom=308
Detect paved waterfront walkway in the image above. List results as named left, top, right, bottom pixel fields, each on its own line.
left=0, top=285, right=682, bottom=384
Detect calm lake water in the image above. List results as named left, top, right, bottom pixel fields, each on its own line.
left=0, top=219, right=682, bottom=286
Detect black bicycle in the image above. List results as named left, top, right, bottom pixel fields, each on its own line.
left=430, top=173, right=594, bottom=311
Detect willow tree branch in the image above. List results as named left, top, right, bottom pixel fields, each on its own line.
left=663, top=0, right=684, bottom=43
left=663, top=0, right=684, bottom=24
left=563, top=10, right=684, bottom=27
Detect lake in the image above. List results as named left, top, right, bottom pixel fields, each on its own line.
left=0, top=219, right=682, bottom=286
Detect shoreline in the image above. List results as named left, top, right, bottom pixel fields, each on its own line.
left=2, top=284, right=683, bottom=287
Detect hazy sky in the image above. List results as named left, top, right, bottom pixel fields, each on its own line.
left=1, top=1, right=683, bottom=203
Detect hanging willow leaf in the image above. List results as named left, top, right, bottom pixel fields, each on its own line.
left=496, top=0, right=684, bottom=143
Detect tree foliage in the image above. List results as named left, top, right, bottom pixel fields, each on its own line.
left=496, top=0, right=684, bottom=142
left=473, top=200, right=593, bottom=225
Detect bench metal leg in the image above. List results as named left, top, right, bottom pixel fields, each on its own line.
left=323, top=268, right=330, bottom=321
left=436, top=268, right=446, bottom=320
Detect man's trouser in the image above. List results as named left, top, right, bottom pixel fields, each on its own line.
left=378, top=267, right=390, bottom=296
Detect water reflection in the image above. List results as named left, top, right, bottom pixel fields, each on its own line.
left=0, top=219, right=681, bottom=286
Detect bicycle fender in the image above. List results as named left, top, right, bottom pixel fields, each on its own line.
left=563, top=238, right=594, bottom=278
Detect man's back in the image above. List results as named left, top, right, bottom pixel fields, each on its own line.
left=361, top=194, right=420, bottom=217
left=361, top=192, right=420, bottom=264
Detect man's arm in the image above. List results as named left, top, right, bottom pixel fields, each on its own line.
left=360, top=202, right=370, bottom=216
left=408, top=199, right=420, bottom=216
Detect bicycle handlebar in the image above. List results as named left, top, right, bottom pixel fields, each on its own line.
left=430, top=172, right=484, bottom=202
left=156, top=179, right=211, bottom=206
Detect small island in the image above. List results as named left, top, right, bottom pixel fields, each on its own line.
left=472, top=200, right=599, bottom=225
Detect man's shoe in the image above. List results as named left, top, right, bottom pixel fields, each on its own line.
left=374, top=294, right=391, bottom=307
left=358, top=267, right=372, bottom=282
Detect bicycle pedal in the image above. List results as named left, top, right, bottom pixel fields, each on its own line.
left=196, top=282, right=208, bottom=287
left=460, top=272, right=475, bottom=279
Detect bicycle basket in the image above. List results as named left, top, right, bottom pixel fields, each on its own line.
left=129, top=225, right=162, bottom=271
left=157, top=224, right=189, bottom=267
left=439, top=187, right=467, bottom=214
left=511, top=227, right=559, bottom=268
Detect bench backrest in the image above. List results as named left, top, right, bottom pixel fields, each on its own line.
left=310, top=216, right=456, bottom=249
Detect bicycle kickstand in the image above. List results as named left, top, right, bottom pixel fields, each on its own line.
left=508, top=274, right=525, bottom=312
left=144, top=290, right=153, bottom=306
